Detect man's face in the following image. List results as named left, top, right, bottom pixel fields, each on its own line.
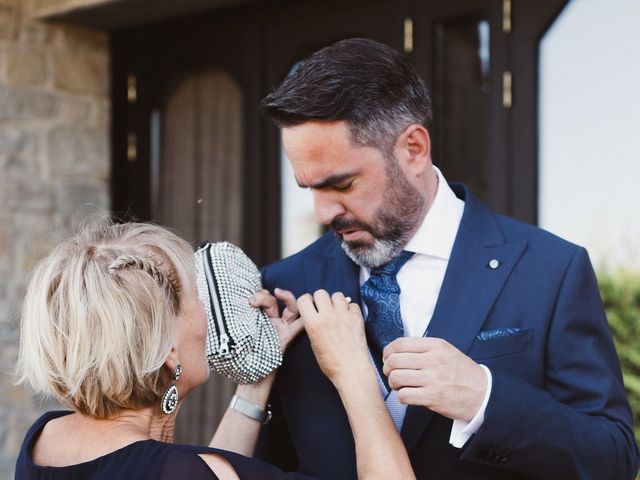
left=282, top=121, right=425, bottom=268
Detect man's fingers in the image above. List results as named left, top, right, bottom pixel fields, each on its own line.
left=387, top=369, right=426, bottom=390
left=383, top=337, right=445, bottom=361
left=382, top=352, right=428, bottom=376
left=396, top=386, right=428, bottom=406
left=249, top=289, right=279, bottom=318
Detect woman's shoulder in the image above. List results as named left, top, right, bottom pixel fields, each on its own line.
left=16, top=411, right=73, bottom=471
left=15, top=412, right=217, bottom=480
left=16, top=413, right=312, bottom=480
left=25, top=410, right=72, bottom=440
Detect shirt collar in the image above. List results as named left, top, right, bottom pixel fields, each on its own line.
left=404, top=166, right=465, bottom=260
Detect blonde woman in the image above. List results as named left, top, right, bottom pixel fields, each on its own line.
left=14, top=220, right=414, bottom=480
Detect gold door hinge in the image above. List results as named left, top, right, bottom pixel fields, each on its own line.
left=404, top=17, right=413, bottom=54
left=503, top=0, right=512, bottom=33
left=127, top=74, right=137, bottom=103
left=503, top=71, right=512, bottom=109
left=127, top=132, right=137, bottom=161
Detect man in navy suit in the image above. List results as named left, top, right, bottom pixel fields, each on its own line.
left=255, top=38, right=639, bottom=479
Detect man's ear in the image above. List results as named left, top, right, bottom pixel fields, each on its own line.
left=395, top=124, right=431, bottom=176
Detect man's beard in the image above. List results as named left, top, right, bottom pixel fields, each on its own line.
left=332, top=162, right=425, bottom=268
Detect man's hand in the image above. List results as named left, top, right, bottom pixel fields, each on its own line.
left=383, top=337, right=487, bottom=422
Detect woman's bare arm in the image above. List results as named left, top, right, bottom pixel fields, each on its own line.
left=298, top=290, right=416, bottom=480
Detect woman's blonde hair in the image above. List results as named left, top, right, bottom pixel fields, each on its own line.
left=15, top=218, right=195, bottom=418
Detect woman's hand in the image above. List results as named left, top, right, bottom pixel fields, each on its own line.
left=298, top=290, right=416, bottom=480
left=249, top=288, right=304, bottom=352
left=297, top=289, right=370, bottom=387
left=212, top=288, right=302, bottom=457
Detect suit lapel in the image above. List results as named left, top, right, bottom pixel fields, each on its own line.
left=302, top=235, right=362, bottom=304
left=400, top=185, right=527, bottom=452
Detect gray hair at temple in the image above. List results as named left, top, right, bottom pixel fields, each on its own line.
left=14, top=218, right=195, bottom=419
left=261, top=37, right=433, bottom=158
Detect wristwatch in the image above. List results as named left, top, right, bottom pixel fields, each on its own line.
left=229, top=395, right=272, bottom=425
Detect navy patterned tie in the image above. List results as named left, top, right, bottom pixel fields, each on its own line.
left=361, top=250, right=414, bottom=392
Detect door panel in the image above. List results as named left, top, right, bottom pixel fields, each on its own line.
left=111, top=0, right=564, bottom=451
left=154, top=71, right=243, bottom=444
left=264, top=0, right=509, bottom=216
left=415, top=0, right=508, bottom=213
left=264, top=0, right=410, bottom=252
left=112, top=9, right=263, bottom=447
left=156, top=71, right=244, bottom=246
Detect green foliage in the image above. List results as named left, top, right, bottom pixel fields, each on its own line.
left=598, top=271, right=640, bottom=444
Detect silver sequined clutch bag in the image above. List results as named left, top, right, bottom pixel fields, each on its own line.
left=195, top=242, right=282, bottom=384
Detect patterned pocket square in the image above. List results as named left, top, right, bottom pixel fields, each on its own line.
left=476, top=327, right=524, bottom=341
left=470, top=328, right=533, bottom=360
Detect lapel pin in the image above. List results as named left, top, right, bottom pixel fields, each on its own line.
left=489, top=259, right=500, bottom=269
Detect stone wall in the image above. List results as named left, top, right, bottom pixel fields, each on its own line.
left=0, top=0, right=110, bottom=475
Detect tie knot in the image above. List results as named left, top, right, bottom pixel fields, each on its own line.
left=372, top=250, right=414, bottom=277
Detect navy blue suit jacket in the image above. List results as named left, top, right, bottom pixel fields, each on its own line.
left=256, top=184, right=639, bottom=479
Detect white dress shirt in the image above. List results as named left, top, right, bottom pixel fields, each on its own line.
left=360, top=166, right=492, bottom=448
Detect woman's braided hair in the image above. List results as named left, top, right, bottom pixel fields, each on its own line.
left=16, top=218, right=195, bottom=418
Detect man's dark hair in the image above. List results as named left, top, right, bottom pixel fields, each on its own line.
left=261, top=37, right=432, bottom=156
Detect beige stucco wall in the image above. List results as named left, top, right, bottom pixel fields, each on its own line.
left=0, top=0, right=110, bottom=475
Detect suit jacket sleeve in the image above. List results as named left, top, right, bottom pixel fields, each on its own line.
left=461, top=247, right=639, bottom=479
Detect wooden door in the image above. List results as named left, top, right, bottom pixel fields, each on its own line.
left=263, top=0, right=511, bottom=217
left=411, top=0, right=509, bottom=212
left=411, top=0, right=568, bottom=220
left=110, top=0, right=569, bottom=448
left=111, top=7, right=269, bottom=446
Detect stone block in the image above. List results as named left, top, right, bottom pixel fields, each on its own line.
left=0, top=298, right=8, bottom=328
left=0, top=229, right=8, bottom=268
left=58, top=96, right=94, bottom=125
left=33, top=0, right=68, bottom=11
left=0, top=1, right=19, bottom=41
left=0, top=409, right=7, bottom=453
left=0, top=175, right=53, bottom=212
left=53, top=48, right=109, bottom=95
left=18, top=21, right=54, bottom=45
left=92, top=98, right=110, bottom=128
left=5, top=48, right=48, bottom=86
left=17, top=236, right=56, bottom=277
left=0, top=127, right=28, bottom=154
left=56, top=23, right=108, bottom=53
left=0, top=127, right=40, bottom=177
left=6, top=388, right=30, bottom=415
left=0, top=85, right=60, bottom=119
left=54, top=182, right=109, bottom=220
left=47, top=125, right=109, bottom=179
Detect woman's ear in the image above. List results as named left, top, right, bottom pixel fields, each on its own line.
left=395, top=124, right=431, bottom=176
left=164, top=346, right=180, bottom=374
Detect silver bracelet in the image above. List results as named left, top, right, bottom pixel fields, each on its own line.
left=229, top=395, right=272, bottom=425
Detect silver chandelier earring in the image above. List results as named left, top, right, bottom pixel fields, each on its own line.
left=161, top=364, right=182, bottom=414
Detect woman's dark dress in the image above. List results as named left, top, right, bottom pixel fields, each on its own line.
left=16, top=411, right=311, bottom=479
